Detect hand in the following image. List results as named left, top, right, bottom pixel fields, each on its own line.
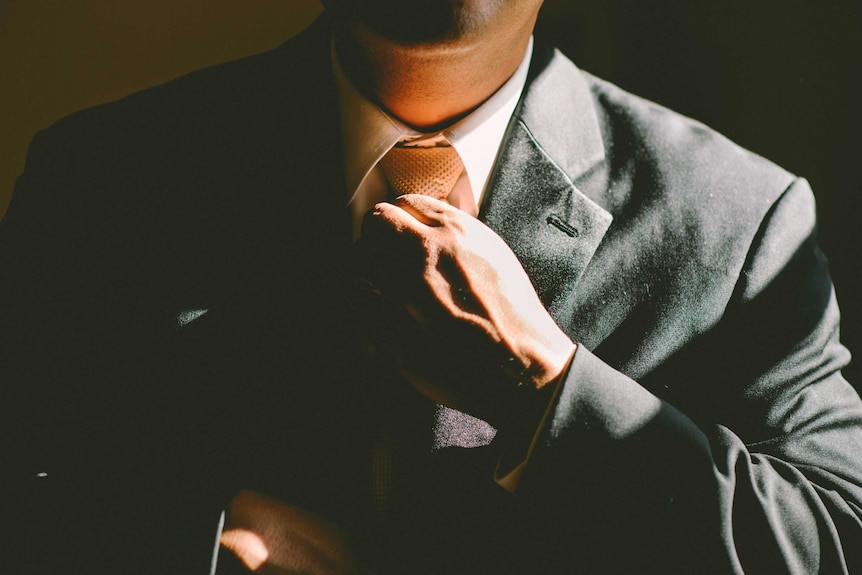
left=355, top=194, right=575, bottom=427
left=220, top=490, right=359, bottom=575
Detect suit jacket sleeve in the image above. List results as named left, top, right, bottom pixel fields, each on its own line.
left=0, top=119, right=233, bottom=574
left=521, top=177, right=862, bottom=573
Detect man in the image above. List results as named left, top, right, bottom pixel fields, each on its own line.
left=2, top=1, right=861, bottom=573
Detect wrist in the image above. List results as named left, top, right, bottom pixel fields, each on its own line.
left=497, top=342, right=576, bottom=432
left=494, top=347, right=575, bottom=491
left=506, top=332, right=576, bottom=392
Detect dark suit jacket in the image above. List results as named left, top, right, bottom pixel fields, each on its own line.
left=2, top=14, right=862, bottom=574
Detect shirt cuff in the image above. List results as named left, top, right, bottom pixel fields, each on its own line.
left=493, top=346, right=576, bottom=493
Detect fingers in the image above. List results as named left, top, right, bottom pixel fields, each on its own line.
left=373, top=194, right=456, bottom=231
left=221, top=490, right=357, bottom=574
left=220, top=528, right=269, bottom=571
left=370, top=202, right=426, bottom=237
left=394, top=193, right=453, bottom=224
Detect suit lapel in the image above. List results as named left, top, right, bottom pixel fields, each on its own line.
left=430, top=45, right=616, bottom=452
left=480, top=42, right=612, bottom=314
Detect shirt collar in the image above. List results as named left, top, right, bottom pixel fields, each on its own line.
left=333, top=37, right=534, bottom=208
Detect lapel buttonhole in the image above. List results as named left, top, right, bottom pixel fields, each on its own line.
left=546, top=213, right=580, bottom=238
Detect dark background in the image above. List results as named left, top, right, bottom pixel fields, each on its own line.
left=3, top=1, right=861, bottom=384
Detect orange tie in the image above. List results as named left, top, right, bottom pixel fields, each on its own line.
left=379, top=144, right=464, bottom=200
left=370, top=144, right=465, bottom=528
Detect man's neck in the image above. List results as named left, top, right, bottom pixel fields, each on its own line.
left=332, top=21, right=534, bottom=132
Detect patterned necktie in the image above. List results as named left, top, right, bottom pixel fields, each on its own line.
left=379, top=142, right=495, bottom=448
left=370, top=141, right=495, bottom=551
left=379, top=144, right=464, bottom=200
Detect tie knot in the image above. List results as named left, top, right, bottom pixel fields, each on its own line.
left=379, top=144, right=464, bottom=200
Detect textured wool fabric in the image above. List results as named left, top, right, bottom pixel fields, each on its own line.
left=432, top=404, right=497, bottom=450
left=379, top=144, right=464, bottom=200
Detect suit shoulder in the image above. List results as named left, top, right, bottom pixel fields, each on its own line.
left=8, top=17, right=337, bottom=249
left=582, top=71, right=797, bottom=207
